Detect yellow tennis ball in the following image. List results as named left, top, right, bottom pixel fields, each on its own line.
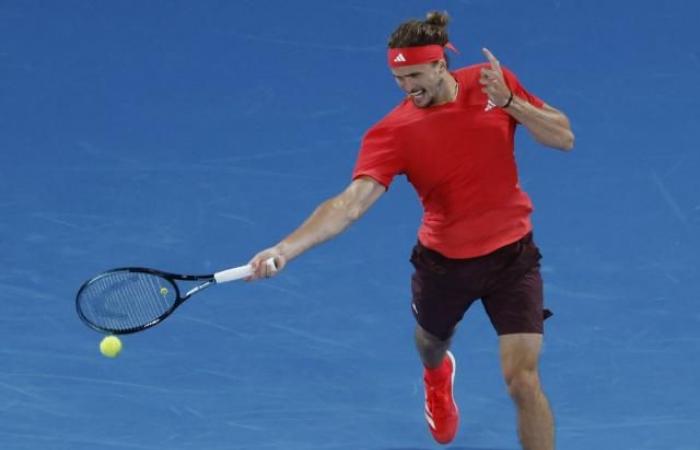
left=160, top=287, right=168, bottom=296
left=99, top=335, right=122, bottom=358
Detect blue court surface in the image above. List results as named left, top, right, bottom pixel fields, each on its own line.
left=1, top=1, right=699, bottom=449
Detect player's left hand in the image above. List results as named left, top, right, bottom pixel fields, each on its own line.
left=479, top=48, right=511, bottom=107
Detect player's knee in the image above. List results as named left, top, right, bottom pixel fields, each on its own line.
left=504, top=368, right=541, bottom=406
left=415, top=325, right=449, bottom=349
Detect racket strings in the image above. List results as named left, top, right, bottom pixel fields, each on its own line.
left=78, top=271, right=177, bottom=332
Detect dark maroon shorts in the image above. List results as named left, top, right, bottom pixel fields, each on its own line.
left=409, top=233, right=551, bottom=340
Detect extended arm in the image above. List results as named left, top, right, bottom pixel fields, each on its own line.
left=248, top=176, right=386, bottom=279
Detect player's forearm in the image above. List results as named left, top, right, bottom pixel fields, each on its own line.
left=276, top=197, right=355, bottom=261
left=506, top=97, right=574, bottom=151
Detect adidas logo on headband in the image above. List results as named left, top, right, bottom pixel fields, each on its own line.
left=387, top=43, right=458, bottom=68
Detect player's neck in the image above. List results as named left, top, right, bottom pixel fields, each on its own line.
left=433, top=74, right=459, bottom=106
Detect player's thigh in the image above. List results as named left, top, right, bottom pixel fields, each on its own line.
left=482, top=265, right=545, bottom=336
left=410, top=243, right=479, bottom=341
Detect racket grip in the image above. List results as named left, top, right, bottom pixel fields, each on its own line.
left=214, top=258, right=276, bottom=283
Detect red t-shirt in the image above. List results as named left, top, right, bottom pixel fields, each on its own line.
left=352, top=64, right=544, bottom=258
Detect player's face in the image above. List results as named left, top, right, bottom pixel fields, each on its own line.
left=391, top=61, right=446, bottom=108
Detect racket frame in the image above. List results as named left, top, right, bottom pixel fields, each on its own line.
left=76, top=267, right=215, bottom=335
left=76, top=258, right=274, bottom=335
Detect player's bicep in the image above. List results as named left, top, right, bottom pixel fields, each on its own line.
left=337, top=176, right=386, bottom=221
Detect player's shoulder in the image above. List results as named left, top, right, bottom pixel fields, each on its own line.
left=454, top=63, right=489, bottom=74
left=452, top=63, right=518, bottom=78
left=452, top=64, right=487, bottom=78
left=369, top=99, right=415, bottom=130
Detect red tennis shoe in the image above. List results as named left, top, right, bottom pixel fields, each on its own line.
left=423, top=350, right=459, bottom=444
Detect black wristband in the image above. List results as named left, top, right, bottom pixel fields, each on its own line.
left=502, top=91, right=514, bottom=108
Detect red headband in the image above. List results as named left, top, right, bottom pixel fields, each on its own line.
left=387, top=42, right=459, bottom=68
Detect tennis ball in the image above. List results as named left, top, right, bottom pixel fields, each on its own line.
left=100, top=335, right=123, bottom=358
left=159, top=287, right=168, bottom=296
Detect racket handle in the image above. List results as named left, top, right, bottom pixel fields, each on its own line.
left=214, top=257, right=277, bottom=283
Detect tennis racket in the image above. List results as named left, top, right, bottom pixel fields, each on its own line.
left=76, top=258, right=276, bottom=335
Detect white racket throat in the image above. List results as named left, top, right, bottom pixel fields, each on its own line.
left=213, top=257, right=277, bottom=283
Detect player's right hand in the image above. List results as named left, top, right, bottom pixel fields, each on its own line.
left=247, top=246, right=286, bottom=280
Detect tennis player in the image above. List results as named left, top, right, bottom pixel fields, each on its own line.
left=248, top=11, right=573, bottom=449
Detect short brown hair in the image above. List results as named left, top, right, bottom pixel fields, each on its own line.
left=388, top=11, right=450, bottom=49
